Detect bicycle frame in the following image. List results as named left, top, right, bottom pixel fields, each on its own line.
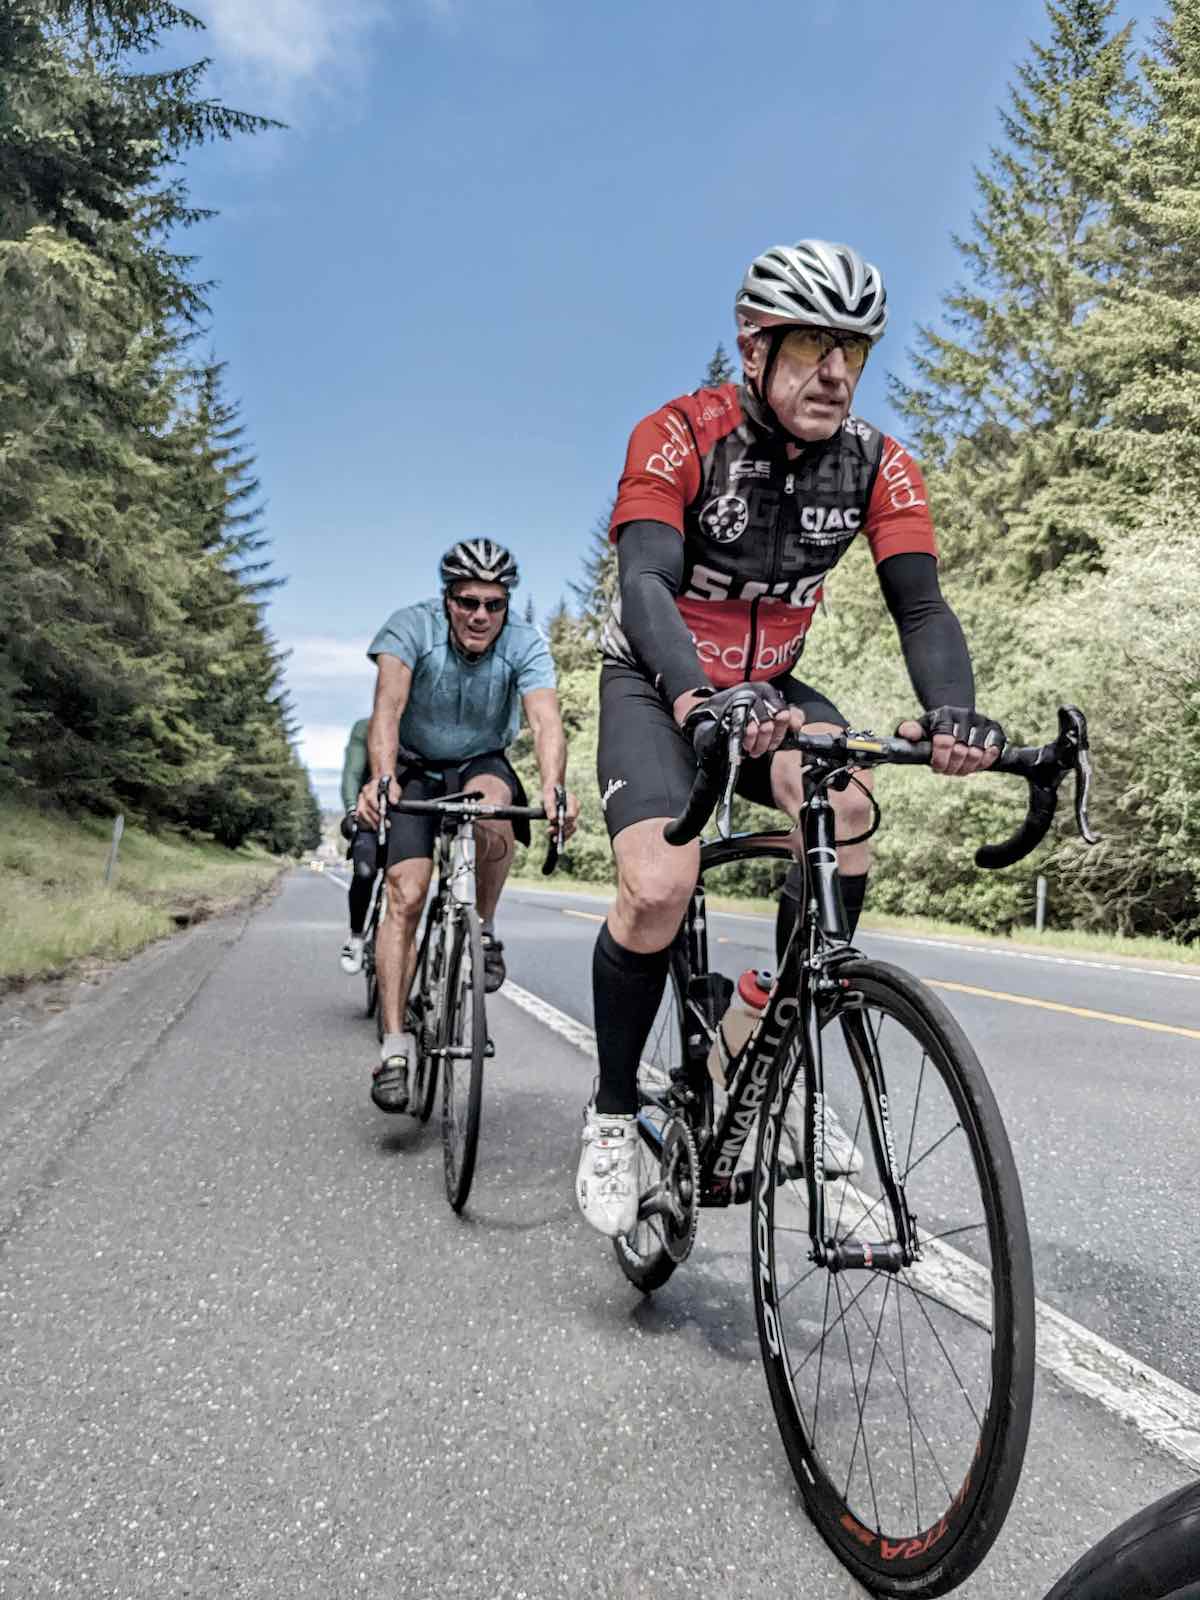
left=639, top=781, right=918, bottom=1272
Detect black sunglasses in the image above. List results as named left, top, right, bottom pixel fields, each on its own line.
left=448, top=593, right=508, bottom=615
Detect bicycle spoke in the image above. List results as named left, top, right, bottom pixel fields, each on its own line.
left=843, top=1286, right=957, bottom=1511
left=903, top=1051, right=929, bottom=1178
left=925, top=1222, right=988, bottom=1246
left=810, top=1264, right=834, bottom=1445
left=898, top=1277, right=985, bottom=1428
left=790, top=1270, right=881, bottom=1382
left=843, top=1275, right=893, bottom=1511
left=897, top=1281, right=920, bottom=1530
left=836, top=1275, right=882, bottom=1529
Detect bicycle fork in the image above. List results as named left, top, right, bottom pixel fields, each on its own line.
left=799, top=791, right=918, bottom=1274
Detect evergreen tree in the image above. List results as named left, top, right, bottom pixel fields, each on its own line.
left=0, top=1, right=311, bottom=852
left=568, top=502, right=617, bottom=639
left=703, top=342, right=735, bottom=386
left=891, top=0, right=1140, bottom=582
left=1077, top=0, right=1200, bottom=512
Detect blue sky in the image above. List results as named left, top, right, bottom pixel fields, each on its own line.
left=181, top=0, right=1157, bottom=808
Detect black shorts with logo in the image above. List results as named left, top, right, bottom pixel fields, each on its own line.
left=383, top=751, right=530, bottom=867
left=596, top=663, right=848, bottom=842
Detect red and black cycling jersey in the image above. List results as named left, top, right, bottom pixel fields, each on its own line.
left=601, top=383, right=938, bottom=687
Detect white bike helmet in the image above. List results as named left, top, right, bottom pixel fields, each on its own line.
left=736, top=240, right=888, bottom=341
left=439, top=539, right=520, bottom=590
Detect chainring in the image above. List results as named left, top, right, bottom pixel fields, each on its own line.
left=659, top=1116, right=701, bottom=1264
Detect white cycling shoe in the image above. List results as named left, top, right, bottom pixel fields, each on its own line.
left=576, top=1106, right=640, bottom=1238
left=340, top=935, right=364, bottom=975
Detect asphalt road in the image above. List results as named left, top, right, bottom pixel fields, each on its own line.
left=0, top=871, right=1194, bottom=1599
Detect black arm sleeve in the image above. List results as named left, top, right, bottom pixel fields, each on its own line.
left=877, top=551, right=976, bottom=710
left=615, top=520, right=708, bottom=707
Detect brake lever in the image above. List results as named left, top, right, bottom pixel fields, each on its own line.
left=1055, top=705, right=1099, bottom=845
left=717, top=706, right=747, bottom=840
left=542, top=784, right=567, bottom=876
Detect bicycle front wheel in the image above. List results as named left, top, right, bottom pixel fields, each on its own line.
left=1043, top=1481, right=1200, bottom=1600
left=364, top=932, right=378, bottom=1020
left=752, top=959, right=1034, bottom=1597
left=406, top=907, right=443, bottom=1125
left=440, top=906, right=486, bottom=1213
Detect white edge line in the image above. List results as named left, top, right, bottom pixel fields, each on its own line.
left=508, top=887, right=1200, bottom=985
left=502, top=977, right=1200, bottom=1474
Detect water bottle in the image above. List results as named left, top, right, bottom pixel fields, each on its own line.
left=707, top=968, right=773, bottom=1087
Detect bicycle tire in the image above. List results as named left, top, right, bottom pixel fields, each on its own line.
left=440, top=907, right=486, bottom=1213
left=1043, top=1481, right=1200, bottom=1600
left=752, top=959, right=1035, bottom=1597
left=366, top=884, right=386, bottom=1027
left=613, top=962, right=690, bottom=1293
left=407, top=904, right=443, bottom=1125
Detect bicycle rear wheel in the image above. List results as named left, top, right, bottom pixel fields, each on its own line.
left=613, top=963, right=690, bottom=1293
left=1043, top=1481, right=1200, bottom=1600
left=440, top=906, right=486, bottom=1213
left=752, top=959, right=1034, bottom=1597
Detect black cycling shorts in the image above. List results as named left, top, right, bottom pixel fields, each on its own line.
left=596, top=663, right=848, bottom=842
left=383, top=751, right=530, bottom=868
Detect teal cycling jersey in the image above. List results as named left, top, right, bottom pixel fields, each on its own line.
left=367, top=598, right=555, bottom=763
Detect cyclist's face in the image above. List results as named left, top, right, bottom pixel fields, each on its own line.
left=744, top=328, right=865, bottom=441
left=446, top=581, right=508, bottom=654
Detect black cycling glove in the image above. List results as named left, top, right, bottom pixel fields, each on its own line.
left=906, top=706, right=1006, bottom=753
left=682, top=682, right=788, bottom=754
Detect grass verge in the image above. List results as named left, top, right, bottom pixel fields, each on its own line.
left=0, top=800, right=283, bottom=987
left=509, top=870, right=1200, bottom=969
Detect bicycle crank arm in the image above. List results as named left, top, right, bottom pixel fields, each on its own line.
left=729, top=1162, right=805, bottom=1204
left=823, top=1239, right=908, bottom=1273
left=637, top=1184, right=689, bottom=1227
left=433, top=1041, right=496, bottom=1060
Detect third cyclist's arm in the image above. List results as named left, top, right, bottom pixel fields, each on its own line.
left=616, top=521, right=711, bottom=726
left=341, top=720, right=368, bottom=815
left=361, top=656, right=412, bottom=827
left=522, top=687, right=579, bottom=840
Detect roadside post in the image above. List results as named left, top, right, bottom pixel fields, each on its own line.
left=104, top=814, right=125, bottom=886
left=1035, top=874, right=1047, bottom=933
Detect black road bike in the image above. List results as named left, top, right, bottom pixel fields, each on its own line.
left=620, top=694, right=1096, bottom=1596
left=375, top=778, right=566, bottom=1212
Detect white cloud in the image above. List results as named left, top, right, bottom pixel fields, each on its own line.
left=298, top=724, right=356, bottom=770
left=285, top=634, right=373, bottom=688
left=189, top=0, right=411, bottom=109
left=198, top=0, right=376, bottom=81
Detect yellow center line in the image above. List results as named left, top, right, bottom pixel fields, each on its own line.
left=928, top=980, right=1200, bottom=1041
left=548, top=902, right=1200, bottom=1040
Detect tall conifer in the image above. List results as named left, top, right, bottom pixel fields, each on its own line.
left=892, top=0, right=1139, bottom=582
